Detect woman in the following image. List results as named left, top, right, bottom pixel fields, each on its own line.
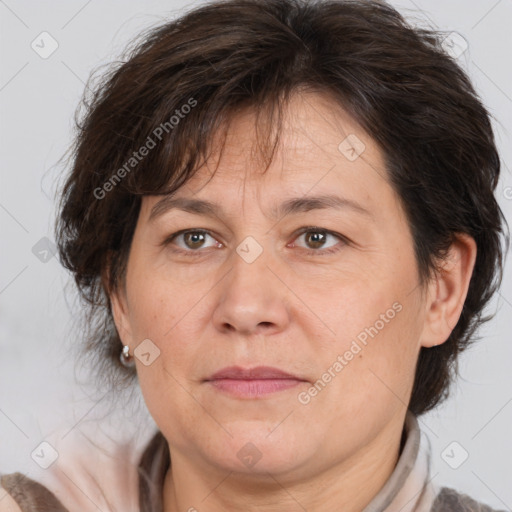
left=1, top=0, right=508, bottom=510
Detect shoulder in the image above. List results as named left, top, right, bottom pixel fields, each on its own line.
left=0, top=489, right=22, bottom=512
left=0, top=430, right=144, bottom=512
left=432, top=487, right=508, bottom=512
left=1, top=472, right=68, bottom=511
left=0, top=493, right=22, bottom=512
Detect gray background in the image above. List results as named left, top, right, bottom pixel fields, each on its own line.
left=1, top=0, right=511, bottom=509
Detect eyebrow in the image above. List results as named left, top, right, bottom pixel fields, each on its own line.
left=149, top=194, right=373, bottom=222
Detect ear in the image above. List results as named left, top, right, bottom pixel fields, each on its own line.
left=420, top=233, right=477, bottom=348
left=110, top=287, right=134, bottom=348
left=102, top=252, right=134, bottom=348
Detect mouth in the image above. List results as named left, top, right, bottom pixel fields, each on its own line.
left=204, top=366, right=308, bottom=399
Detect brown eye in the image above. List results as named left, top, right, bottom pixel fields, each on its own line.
left=183, top=231, right=208, bottom=249
left=165, top=229, right=220, bottom=254
left=294, top=229, right=342, bottom=251
left=304, top=231, right=328, bottom=249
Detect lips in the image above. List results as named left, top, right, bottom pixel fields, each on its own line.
left=204, top=366, right=307, bottom=399
left=206, top=365, right=304, bottom=381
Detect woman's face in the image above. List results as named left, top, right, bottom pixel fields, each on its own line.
left=111, top=92, right=450, bottom=481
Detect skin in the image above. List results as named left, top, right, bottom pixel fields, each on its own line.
left=110, top=91, right=477, bottom=512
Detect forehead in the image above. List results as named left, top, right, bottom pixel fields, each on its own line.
left=142, top=91, right=390, bottom=215
left=201, top=92, right=382, bottom=178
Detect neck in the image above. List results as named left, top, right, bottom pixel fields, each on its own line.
left=162, top=413, right=406, bottom=512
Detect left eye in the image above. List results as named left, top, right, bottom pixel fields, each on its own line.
left=291, top=228, right=345, bottom=253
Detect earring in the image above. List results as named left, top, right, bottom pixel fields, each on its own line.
left=120, top=345, right=135, bottom=368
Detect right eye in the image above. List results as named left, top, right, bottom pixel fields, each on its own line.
left=163, top=229, right=223, bottom=256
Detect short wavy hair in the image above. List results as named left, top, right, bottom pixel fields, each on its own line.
left=55, top=0, right=508, bottom=416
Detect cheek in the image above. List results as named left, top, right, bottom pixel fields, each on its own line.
left=125, top=257, right=196, bottom=341
left=308, top=269, right=423, bottom=403
left=334, top=295, right=422, bottom=412
left=125, top=261, right=207, bottom=375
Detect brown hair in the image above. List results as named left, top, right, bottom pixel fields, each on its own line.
left=55, top=0, right=508, bottom=415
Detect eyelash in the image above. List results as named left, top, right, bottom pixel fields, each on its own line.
left=162, top=226, right=348, bottom=258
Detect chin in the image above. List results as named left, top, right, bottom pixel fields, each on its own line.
left=203, top=426, right=314, bottom=476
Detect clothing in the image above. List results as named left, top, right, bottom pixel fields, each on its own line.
left=1, top=412, right=506, bottom=511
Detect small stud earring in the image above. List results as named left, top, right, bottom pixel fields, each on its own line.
left=120, top=345, right=135, bottom=368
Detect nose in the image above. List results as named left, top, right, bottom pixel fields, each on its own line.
left=211, top=246, right=290, bottom=337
